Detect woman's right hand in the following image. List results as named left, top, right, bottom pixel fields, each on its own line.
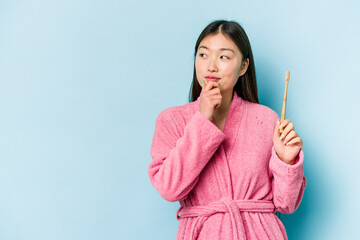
left=199, top=80, right=222, bottom=121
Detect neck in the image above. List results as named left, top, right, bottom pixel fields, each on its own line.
left=214, top=90, right=234, bottom=117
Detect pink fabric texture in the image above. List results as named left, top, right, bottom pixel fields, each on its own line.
left=148, top=92, right=306, bottom=239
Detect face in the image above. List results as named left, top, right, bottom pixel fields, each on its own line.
left=195, top=32, right=249, bottom=93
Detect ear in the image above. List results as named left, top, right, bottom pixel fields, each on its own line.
left=238, top=58, right=249, bottom=77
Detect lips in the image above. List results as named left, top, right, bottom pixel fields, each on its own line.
left=205, top=76, right=220, bottom=82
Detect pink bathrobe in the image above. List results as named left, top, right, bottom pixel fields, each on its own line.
left=148, top=91, right=306, bottom=240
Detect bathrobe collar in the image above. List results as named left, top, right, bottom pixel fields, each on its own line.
left=193, top=91, right=245, bottom=134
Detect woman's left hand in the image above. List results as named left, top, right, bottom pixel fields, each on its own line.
left=273, top=119, right=303, bottom=165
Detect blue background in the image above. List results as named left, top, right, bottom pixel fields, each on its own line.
left=0, top=0, right=359, bottom=239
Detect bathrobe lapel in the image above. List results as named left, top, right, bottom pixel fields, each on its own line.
left=194, top=92, right=246, bottom=199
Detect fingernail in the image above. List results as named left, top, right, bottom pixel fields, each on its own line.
left=280, top=134, right=284, bottom=140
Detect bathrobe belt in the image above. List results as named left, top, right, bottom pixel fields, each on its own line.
left=176, top=197, right=276, bottom=240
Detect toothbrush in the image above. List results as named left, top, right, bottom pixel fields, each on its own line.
left=280, top=71, right=290, bottom=134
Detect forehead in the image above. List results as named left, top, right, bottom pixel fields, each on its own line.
left=198, top=32, right=240, bottom=53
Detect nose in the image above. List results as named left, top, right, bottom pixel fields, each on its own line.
left=207, top=57, right=218, bottom=72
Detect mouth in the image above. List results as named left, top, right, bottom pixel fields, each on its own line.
left=205, top=76, right=220, bottom=82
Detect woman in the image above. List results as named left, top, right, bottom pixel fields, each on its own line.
left=148, top=20, right=306, bottom=240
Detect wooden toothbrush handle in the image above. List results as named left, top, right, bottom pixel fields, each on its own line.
left=280, top=71, right=290, bottom=133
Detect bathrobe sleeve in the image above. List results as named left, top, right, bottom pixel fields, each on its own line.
left=149, top=109, right=226, bottom=202
left=269, top=117, right=307, bottom=214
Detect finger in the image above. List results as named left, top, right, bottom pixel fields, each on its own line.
left=201, top=79, right=208, bottom=90
left=285, top=136, right=303, bottom=148
left=207, top=97, right=222, bottom=109
left=284, top=122, right=294, bottom=135
left=200, top=80, right=210, bottom=95
left=214, top=82, right=222, bottom=91
left=274, top=118, right=281, bottom=138
left=206, top=94, right=221, bottom=102
left=207, top=87, right=221, bottom=96
left=283, top=130, right=297, bottom=144
left=204, top=81, right=214, bottom=91
left=214, top=101, right=222, bottom=109
left=280, top=122, right=294, bottom=140
left=204, top=81, right=221, bottom=92
left=200, top=81, right=205, bottom=95
left=208, top=95, right=222, bottom=101
left=279, top=120, right=293, bottom=136
left=210, top=95, right=222, bottom=107
left=279, top=118, right=290, bottom=130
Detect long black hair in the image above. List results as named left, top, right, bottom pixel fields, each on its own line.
left=188, top=20, right=258, bottom=103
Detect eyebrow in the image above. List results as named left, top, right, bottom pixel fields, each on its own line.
left=198, top=45, right=235, bottom=54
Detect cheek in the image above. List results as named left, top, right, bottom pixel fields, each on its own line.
left=220, top=64, right=238, bottom=78
left=195, top=59, right=203, bottom=72
left=194, top=59, right=203, bottom=82
left=195, top=60, right=207, bottom=80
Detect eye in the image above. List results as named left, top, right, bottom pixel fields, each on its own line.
left=199, top=53, right=207, bottom=58
left=220, top=55, right=230, bottom=60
